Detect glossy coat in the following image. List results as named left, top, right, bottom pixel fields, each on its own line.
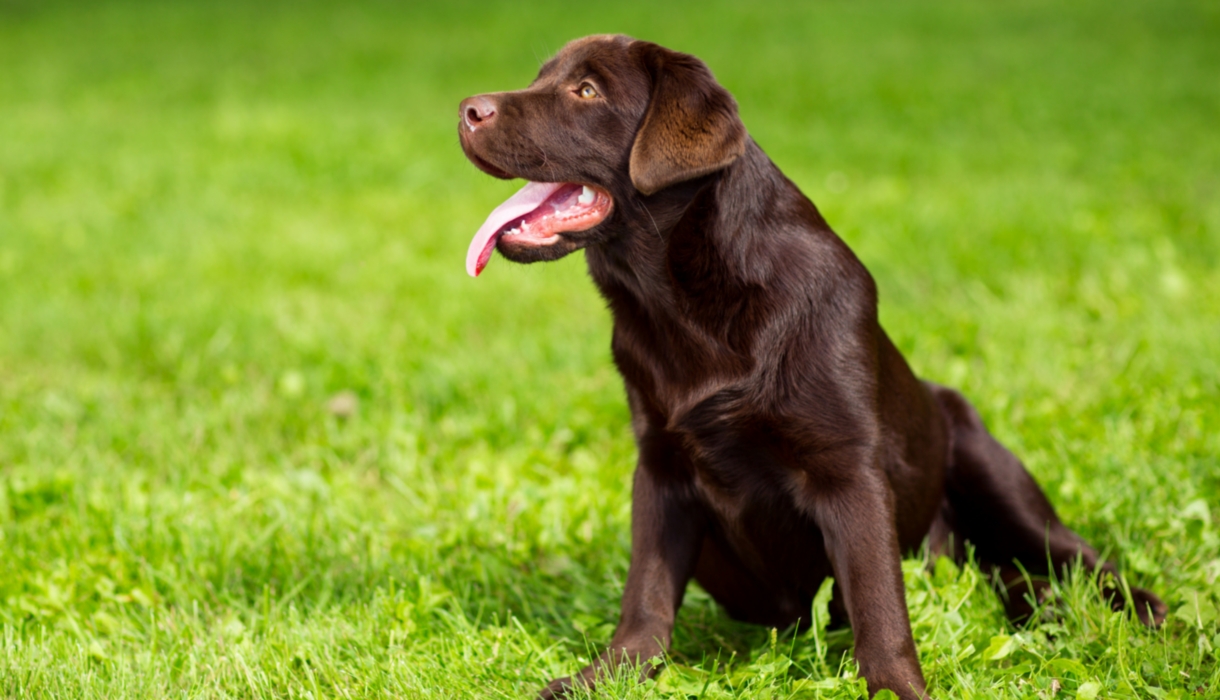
left=457, top=35, right=1167, bottom=700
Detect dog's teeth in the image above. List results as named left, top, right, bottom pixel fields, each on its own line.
left=578, top=186, right=595, bottom=205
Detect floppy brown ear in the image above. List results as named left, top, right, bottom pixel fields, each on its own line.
left=629, top=43, right=748, bottom=196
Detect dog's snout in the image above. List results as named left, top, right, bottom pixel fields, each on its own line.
left=461, top=96, right=497, bottom=130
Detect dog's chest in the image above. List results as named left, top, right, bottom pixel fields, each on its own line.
left=687, top=452, right=832, bottom=586
left=612, top=325, right=757, bottom=434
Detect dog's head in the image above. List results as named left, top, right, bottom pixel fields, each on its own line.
left=458, top=35, right=747, bottom=276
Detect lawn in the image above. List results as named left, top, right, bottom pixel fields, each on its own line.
left=1, top=0, right=1218, bottom=697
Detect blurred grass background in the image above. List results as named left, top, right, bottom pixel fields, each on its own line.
left=1, top=0, right=1217, bottom=697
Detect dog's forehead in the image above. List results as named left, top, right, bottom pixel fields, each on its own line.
left=535, top=34, right=637, bottom=84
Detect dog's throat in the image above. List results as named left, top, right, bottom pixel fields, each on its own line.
left=466, top=181, right=611, bottom=276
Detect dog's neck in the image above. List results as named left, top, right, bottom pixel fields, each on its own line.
left=585, top=140, right=841, bottom=342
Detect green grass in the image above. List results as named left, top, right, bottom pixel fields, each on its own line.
left=1, top=0, right=1218, bottom=697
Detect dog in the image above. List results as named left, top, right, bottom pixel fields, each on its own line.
left=457, top=34, right=1167, bottom=700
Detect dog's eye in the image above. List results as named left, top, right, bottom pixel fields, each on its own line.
left=577, top=82, right=600, bottom=99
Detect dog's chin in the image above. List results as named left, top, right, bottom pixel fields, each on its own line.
left=496, top=232, right=585, bottom=264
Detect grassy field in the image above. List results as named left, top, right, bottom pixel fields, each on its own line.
left=1, top=0, right=1218, bottom=697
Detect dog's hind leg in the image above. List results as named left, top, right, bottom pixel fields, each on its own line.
left=926, top=383, right=1167, bottom=627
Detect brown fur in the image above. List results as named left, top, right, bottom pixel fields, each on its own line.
left=628, top=45, right=747, bottom=195
left=457, top=35, right=1167, bottom=700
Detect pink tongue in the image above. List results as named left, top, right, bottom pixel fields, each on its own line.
left=467, top=181, right=566, bottom=277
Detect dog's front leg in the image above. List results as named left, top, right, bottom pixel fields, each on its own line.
left=539, top=464, right=704, bottom=699
left=812, top=470, right=928, bottom=700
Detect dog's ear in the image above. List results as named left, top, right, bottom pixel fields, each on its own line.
left=629, top=43, right=747, bottom=196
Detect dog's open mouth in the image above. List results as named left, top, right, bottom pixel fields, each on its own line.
left=466, top=181, right=612, bottom=276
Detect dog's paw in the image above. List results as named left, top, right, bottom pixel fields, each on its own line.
left=538, top=674, right=579, bottom=699
left=1124, top=586, right=1168, bottom=627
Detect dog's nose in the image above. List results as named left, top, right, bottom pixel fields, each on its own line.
left=461, top=96, right=498, bottom=131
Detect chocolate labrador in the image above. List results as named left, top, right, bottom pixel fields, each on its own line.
left=457, top=34, right=1167, bottom=700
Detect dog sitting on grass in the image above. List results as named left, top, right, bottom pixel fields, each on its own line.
left=457, top=34, right=1167, bottom=699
